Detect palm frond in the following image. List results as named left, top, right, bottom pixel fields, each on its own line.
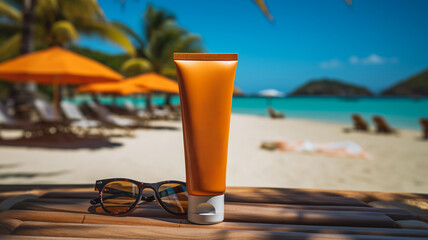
left=76, top=21, right=135, bottom=56
left=0, top=0, right=21, bottom=22
left=112, top=21, right=146, bottom=53
left=143, top=4, right=175, bottom=42
left=120, top=57, right=152, bottom=77
left=0, top=33, right=21, bottom=62
left=0, top=21, right=19, bottom=32
left=59, top=0, right=106, bottom=23
left=4, top=0, right=22, bottom=8
left=49, top=20, right=79, bottom=46
left=253, top=0, right=273, bottom=21
left=174, top=34, right=203, bottom=53
left=35, top=0, right=58, bottom=25
left=160, top=67, right=178, bottom=79
left=147, top=27, right=185, bottom=71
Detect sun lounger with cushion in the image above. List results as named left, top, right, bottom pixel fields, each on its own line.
left=60, top=101, right=105, bottom=136
left=152, top=108, right=170, bottom=120
left=34, top=99, right=72, bottom=135
left=0, top=103, right=37, bottom=138
left=123, top=100, right=151, bottom=120
left=85, top=102, right=140, bottom=135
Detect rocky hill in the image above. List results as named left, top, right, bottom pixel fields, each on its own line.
left=382, top=69, right=428, bottom=97
left=289, top=78, right=373, bottom=96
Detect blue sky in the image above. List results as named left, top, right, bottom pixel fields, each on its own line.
left=79, top=0, right=428, bottom=94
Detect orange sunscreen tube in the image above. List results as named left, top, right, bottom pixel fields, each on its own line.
left=174, top=53, right=238, bottom=224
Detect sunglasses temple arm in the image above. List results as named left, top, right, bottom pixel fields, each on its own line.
left=90, top=198, right=100, bottom=205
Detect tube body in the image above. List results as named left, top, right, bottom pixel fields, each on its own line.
left=174, top=53, right=238, bottom=224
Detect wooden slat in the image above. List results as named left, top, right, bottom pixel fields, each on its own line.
left=0, top=210, right=84, bottom=224
left=0, top=185, right=92, bottom=193
left=10, top=221, right=427, bottom=240
left=11, top=198, right=91, bottom=214
left=0, top=218, right=22, bottom=234
left=225, top=202, right=416, bottom=221
left=0, top=193, right=40, bottom=212
left=41, top=191, right=97, bottom=199
left=227, top=187, right=428, bottom=202
left=225, top=192, right=368, bottom=206
left=10, top=198, right=396, bottom=227
left=0, top=190, right=44, bottom=203
left=3, top=210, right=428, bottom=238
left=0, top=235, right=124, bottom=240
left=395, top=220, right=428, bottom=230
left=224, top=204, right=396, bottom=227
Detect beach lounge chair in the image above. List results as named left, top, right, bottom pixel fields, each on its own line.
left=351, top=114, right=369, bottom=131
left=420, top=118, right=428, bottom=139
left=152, top=107, right=171, bottom=120
left=155, top=106, right=181, bottom=121
left=34, top=99, right=73, bottom=135
left=0, top=103, right=37, bottom=139
left=164, top=104, right=182, bottom=121
left=85, top=102, right=139, bottom=135
left=268, top=107, right=285, bottom=119
left=123, top=100, right=151, bottom=120
left=372, top=115, right=395, bottom=134
left=60, top=101, right=105, bottom=136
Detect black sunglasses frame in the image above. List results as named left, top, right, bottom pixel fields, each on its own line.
left=91, top=178, right=187, bottom=216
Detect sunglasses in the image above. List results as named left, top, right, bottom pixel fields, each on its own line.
left=90, top=178, right=188, bottom=216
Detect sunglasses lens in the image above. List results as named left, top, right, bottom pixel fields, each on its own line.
left=101, top=181, right=139, bottom=215
left=158, top=183, right=188, bottom=214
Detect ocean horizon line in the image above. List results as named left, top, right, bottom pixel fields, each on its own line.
left=71, top=95, right=428, bottom=131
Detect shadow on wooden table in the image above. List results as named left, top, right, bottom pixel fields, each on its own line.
left=226, top=187, right=428, bottom=204
left=0, top=134, right=122, bottom=150
left=0, top=170, right=69, bottom=181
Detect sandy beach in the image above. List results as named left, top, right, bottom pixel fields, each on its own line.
left=0, top=114, right=427, bottom=194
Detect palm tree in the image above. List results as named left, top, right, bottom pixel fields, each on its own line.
left=0, top=0, right=135, bottom=118
left=115, top=4, right=203, bottom=109
left=116, top=5, right=203, bottom=79
left=0, top=0, right=135, bottom=61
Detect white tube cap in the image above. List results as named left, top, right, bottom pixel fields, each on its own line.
left=188, top=194, right=224, bottom=224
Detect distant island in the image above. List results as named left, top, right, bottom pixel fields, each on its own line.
left=289, top=78, right=374, bottom=96
left=382, top=69, right=428, bottom=97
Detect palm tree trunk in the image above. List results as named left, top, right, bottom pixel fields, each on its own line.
left=14, top=0, right=37, bottom=120
left=20, top=0, right=36, bottom=55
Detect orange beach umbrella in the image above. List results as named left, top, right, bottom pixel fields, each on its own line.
left=126, top=72, right=179, bottom=94
left=77, top=82, right=149, bottom=96
left=0, top=46, right=123, bottom=115
left=0, top=46, right=123, bottom=84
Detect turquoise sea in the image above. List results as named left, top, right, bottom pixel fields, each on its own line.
left=76, top=96, right=428, bottom=130
left=232, top=97, right=428, bottom=130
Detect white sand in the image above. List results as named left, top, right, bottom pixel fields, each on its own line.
left=0, top=114, right=427, bottom=193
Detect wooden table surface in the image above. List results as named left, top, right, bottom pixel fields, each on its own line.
left=1, top=185, right=428, bottom=239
